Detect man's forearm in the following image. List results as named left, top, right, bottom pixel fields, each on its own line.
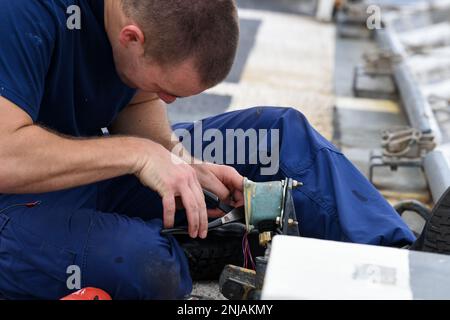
left=0, top=124, right=149, bottom=194
left=111, top=97, right=175, bottom=150
left=111, top=97, right=200, bottom=166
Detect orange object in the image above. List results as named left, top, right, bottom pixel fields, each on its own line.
left=61, top=288, right=112, bottom=300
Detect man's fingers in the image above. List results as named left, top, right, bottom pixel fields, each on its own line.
left=206, top=165, right=244, bottom=202
left=181, top=186, right=200, bottom=238
left=232, top=189, right=245, bottom=207
left=162, top=195, right=176, bottom=229
left=191, top=180, right=208, bottom=239
left=209, top=177, right=232, bottom=202
left=211, top=165, right=244, bottom=192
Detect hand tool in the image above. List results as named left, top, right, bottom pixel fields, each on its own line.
left=160, top=190, right=244, bottom=235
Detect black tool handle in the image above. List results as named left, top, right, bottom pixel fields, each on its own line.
left=161, top=219, right=223, bottom=235
left=203, top=189, right=221, bottom=209
left=203, top=190, right=234, bottom=213
left=203, top=189, right=234, bottom=213
left=160, top=227, right=188, bottom=235
left=161, top=190, right=234, bottom=236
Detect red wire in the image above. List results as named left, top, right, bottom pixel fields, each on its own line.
left=242, top=232, right=256, bottom=270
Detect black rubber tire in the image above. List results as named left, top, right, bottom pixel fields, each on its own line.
left=418, top=187, right=450, bottom=254
left=176, top=233, right=264, bottom=281
left=177, top=235, right=243, bottom=281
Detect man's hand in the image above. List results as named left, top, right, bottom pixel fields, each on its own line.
left=135, top=142, right=208, bottom=239
left=193, top=163, right=245, bottom=217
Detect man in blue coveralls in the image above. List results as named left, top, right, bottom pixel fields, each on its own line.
left=0, top=0, right=420, bottom=300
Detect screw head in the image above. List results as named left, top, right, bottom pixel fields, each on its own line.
left=276, top=216, right=281, bottom=225
left=292, top=180, right=303, bottom=188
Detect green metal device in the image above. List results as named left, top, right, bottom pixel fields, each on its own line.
left=243, top=178, right=283, bottom=231
left=243, top=177, right=303, bottom=233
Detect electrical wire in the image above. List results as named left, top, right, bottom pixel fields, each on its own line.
left=242, top=231, right=255, bottom=270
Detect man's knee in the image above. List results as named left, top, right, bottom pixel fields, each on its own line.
left=236, top=107, right=310, bottom=134
left=84, top=218, right=192, bottom=300
left=244, top=106, right=307, bottom=123
left=118, top=243, right=191, bottom=299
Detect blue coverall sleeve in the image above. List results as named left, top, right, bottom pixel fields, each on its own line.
left=0, top=0, right=56, bottom=120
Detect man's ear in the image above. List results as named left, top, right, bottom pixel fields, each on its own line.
left=119, top=25, right=145, bottom=51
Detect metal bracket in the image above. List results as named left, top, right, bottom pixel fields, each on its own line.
left=369, top=127, right=436, bottom=183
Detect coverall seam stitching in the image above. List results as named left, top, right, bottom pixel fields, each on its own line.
left=279, top=166, right=338, bottom=219
left=80, top=218, right=95, bottom=287
left=282, top=146, right=344, bottom=173
left=280, top=147, right=341, bottom=217
left=0, top=213, right=10, bottom=234
left=80, top=182, right=102, bottom=286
